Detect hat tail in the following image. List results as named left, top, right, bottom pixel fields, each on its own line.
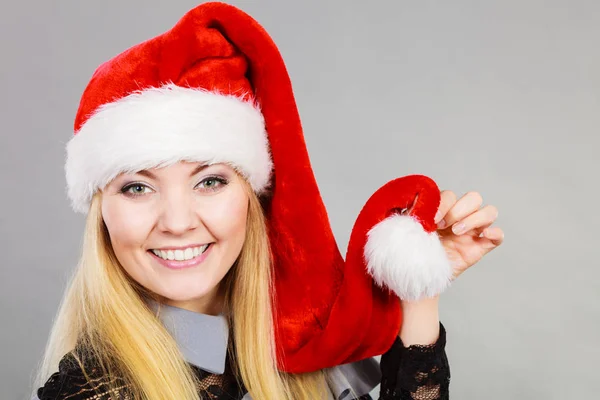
left=292, top=175, right=454, bottom=369
left=347, top=174, right=453, bottom=303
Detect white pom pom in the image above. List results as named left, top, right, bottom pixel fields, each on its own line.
left=364, top=214, right=453, bottom=301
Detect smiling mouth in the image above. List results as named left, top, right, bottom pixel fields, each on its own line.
left=149, top=243, right=212, bottom=261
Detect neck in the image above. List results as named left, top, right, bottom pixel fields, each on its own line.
left=161, top=285, right=224, bottom=315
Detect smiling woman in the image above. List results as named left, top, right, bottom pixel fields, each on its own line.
left=101, top=162, right=250, bottom=314
left=31, top=2, right=464, bottom=400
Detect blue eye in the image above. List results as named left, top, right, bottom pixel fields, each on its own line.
left=197, top=176, right=228, bottom=192
left=121, top=183, right=153, bottom=197
left=119, top=176, right=228, bottom=198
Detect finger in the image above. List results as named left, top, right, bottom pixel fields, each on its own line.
left=434, top=190, right=457, bottom=225
left=438, top=191, right=483, bottom=229
left=451, top=204, right=498, bottom=235
left=470, top=222, right=493, bottom=237
left=480, top=226, right=504, bottom=246
left=471, top=227, right=504, bottom=253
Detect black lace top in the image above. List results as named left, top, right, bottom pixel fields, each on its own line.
left=36, top=322, right=450, bottom=400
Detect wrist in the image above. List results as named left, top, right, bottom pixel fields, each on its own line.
left=400, top=294, right=440, bottom=309
left=398, top=295, right=440, bottom=346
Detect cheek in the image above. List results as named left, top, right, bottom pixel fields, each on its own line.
left=202, top=190, right=249, bottom=242
left=102, top=199, right=152, bottom=262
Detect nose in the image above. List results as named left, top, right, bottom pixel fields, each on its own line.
left=156, top=189, right=201, bottom=235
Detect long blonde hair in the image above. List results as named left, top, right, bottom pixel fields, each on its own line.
left=31, top=176, right=331, bottom=399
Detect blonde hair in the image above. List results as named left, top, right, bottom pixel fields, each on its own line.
left=31, top=176, right=333, bottom=400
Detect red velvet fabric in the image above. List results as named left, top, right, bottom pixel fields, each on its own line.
left=342, top=174, right=441, bottom=361
left=69, top=2, right=448, bottom=373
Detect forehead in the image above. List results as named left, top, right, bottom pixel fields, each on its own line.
left=135, top=162, right=209, bottom=179
left=123, top=161, right=237, bottom=179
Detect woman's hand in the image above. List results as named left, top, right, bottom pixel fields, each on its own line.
left=434, top=190, right=504, bottom=280
left=398, top=190, right=503, bottom=346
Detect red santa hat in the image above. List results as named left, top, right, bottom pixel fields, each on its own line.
left=65, top=1, right=453, bottom=373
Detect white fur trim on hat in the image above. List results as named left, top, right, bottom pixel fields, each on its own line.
left=65, top=83, right=273, bottom=213
left=364, top=214, right=453, bottom=301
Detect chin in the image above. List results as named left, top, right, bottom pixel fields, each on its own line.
left=156, top=285, right=215, bottom=303
left=150, top=274, right=219, bottom=303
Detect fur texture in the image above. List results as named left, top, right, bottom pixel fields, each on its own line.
left=65, top=84, right=272, bottom=213
left=364, top=214, right=453, bottom=301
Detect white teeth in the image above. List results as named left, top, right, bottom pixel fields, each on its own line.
left=151, top=244, right=210, bottom=261
left=174, top=250, right=184, bottom=260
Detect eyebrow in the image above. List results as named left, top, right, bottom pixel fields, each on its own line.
left=135, top=164, right=209, bottom=179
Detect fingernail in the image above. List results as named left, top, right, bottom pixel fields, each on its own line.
left=437, top=219, right=446, bottom=229
left=434, top=210, right=442, bottom=223
left=452, top=223, right=466, bottom=234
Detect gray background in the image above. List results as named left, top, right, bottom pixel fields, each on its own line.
left=1, top=1, right=598, bottom=399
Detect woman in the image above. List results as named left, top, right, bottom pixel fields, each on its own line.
left=32, top=2, right=503, bottom=399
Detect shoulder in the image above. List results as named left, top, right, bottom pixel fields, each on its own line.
left=36, top=350, right=130, bottom=400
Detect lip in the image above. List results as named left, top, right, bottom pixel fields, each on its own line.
left=151, top=243, right=211, bottom=251
left=148, top=243, right=213, bottom=270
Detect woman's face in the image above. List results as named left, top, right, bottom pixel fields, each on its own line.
left=101, top=161, right=249, bottom=314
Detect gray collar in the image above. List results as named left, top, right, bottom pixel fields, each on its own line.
left=145, top=299, right=229, bottom=374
